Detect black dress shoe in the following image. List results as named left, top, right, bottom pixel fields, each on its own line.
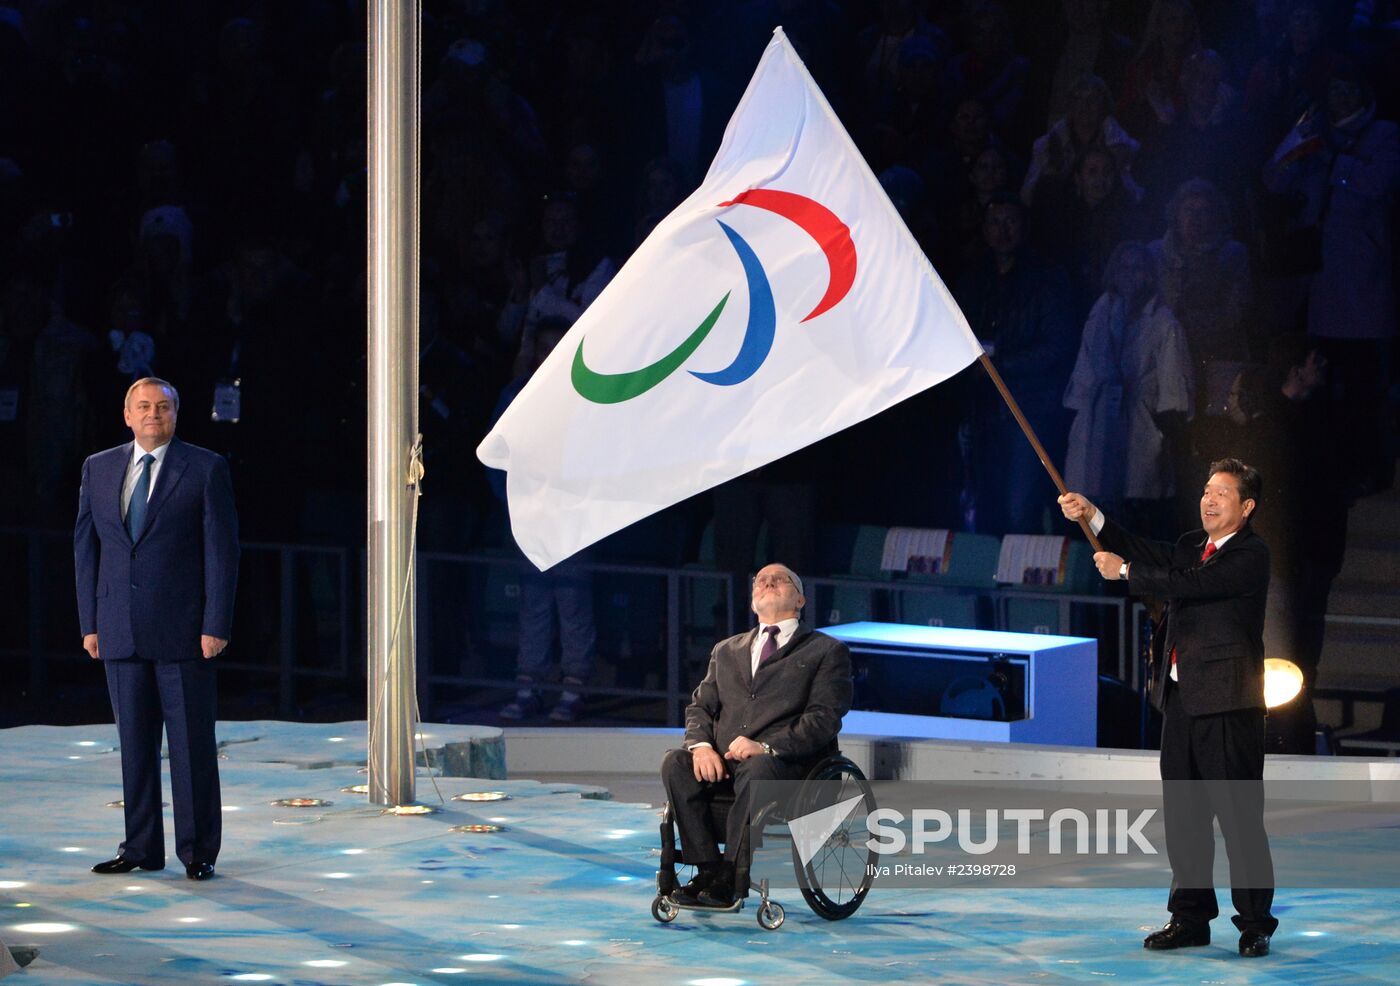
left=694, top=880, right=741, bottom=911
left=92, top=856, right=162, bottom=875
left=1239, top=930, right=1271, bottom=957
left=185, top=862, right=215, bottom=881
left=670, top=869, right=718, bottom=906
left=1143, top=920, right=1210, bottom=950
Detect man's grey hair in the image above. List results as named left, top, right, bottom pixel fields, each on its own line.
left=125, top=377, right=180, bottom=410
left=769, top=563, right=803, bottom=597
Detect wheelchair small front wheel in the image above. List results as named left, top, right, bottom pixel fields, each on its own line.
left=756, top=900, right=785, bottom=930
left=651, top=895, right=679, bottom=923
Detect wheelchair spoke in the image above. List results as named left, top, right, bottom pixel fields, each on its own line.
left=829, top=840, right=856, bottom=902
left=809, top=804, right=867, bottom=904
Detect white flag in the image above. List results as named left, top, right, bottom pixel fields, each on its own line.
left=477, top=27, right=982, bottom=570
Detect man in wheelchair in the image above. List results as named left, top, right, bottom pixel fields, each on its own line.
left=660, top=562, right=853, bottom=910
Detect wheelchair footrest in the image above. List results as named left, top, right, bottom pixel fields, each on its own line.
left=670, top=897, right=743, bottom=914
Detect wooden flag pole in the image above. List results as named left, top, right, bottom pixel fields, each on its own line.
left=977, top=353, right=1103, bottom=552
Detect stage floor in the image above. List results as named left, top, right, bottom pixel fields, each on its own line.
left=2, top=721, right=1397, bottom=985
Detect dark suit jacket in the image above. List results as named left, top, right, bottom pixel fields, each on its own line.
left=1099, top=517, right=1269, bottom=717
left=75, top=437, right=240, bottom=662
left=684, top=623, right=852, bottom=764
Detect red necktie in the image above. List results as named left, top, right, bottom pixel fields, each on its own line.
left=758, top=625, right=780, bottom=667
left=1171, top=543, right=1218, bottom=670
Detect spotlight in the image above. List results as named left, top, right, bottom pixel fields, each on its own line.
left=1263, top=657, right=1321, bottom=754
left=1264, top=658, right=1304, bottom=709
left=384, top=804, right=438, bottom=816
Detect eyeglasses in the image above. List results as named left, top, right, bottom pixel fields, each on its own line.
left=751, top=574, right=793, bottom=590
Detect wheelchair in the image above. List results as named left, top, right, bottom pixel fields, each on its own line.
left=651, top=753, right=876, bottom=930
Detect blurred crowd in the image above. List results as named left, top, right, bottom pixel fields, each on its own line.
left=1, top=0, right=1396, bottom=584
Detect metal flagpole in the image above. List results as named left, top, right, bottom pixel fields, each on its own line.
left=366, top=0, right=421, bottom=807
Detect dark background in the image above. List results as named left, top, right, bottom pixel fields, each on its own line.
left=1, top=0, right=1396, bottom=740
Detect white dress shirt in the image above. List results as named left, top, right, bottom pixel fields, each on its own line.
left=121, top=441, right=171, bottom=521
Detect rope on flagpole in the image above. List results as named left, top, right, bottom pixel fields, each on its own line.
left=977, top=353, right=1103, bottom=552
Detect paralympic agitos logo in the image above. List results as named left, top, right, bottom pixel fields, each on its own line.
left=570, top=190, right=857, bottom=404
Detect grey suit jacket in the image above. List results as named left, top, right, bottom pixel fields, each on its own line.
left=683, top=623, right=852, bottom=764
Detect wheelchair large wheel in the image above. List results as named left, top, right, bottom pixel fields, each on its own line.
left=790, top=756, right=876, bottom=920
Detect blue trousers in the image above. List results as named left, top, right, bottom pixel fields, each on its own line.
left=105, top=658, right=221, bottom=867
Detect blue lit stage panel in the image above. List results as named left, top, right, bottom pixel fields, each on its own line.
left=821, top=621, right=1098, bottom=746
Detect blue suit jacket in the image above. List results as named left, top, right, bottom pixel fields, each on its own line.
left=74, top=437, right=240, bottom=662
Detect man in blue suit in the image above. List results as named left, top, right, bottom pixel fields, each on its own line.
left=74, top=377, right=239, bottom=881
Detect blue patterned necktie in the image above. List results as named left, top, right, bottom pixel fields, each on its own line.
left=126, top=454, right=155, bottom=540
left=758, top=625, right=781, bottom=667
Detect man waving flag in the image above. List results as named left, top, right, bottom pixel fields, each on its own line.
left=477, top=27, right=982, bottom=570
